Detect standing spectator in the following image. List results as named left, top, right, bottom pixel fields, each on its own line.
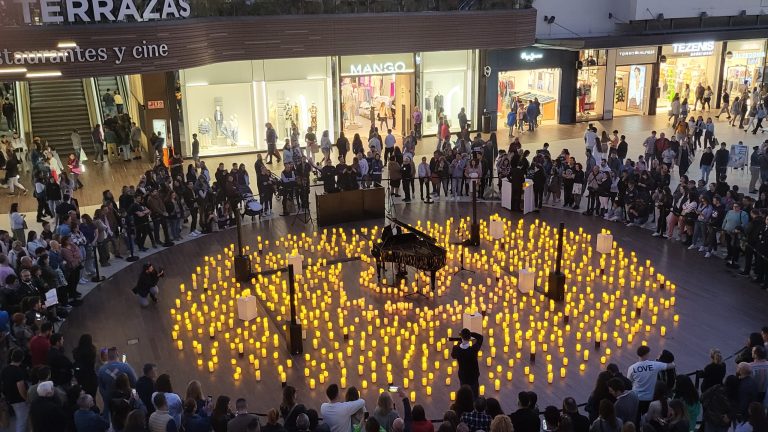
left=92, top=124, right=105, bottom=164
left=228, top=398, right=261, bottom=432
left=701, top=379, right=732, bottom=432
left=265, top=123, right=281, bottom=164
left=130, top=122, right=143, bottom=160
left=608, top=378, right=638, bottom=425
left=136, top=363, right=157, bottom=416
left=627, top=346, right=675, bottom=417
left=29, top=321, right=53, bottom=367
left=715, top=142, right=730, bottom=180
left=74, top=393, right=110, bottom=432
left=701, top=349, right=727, bottom=393
left=2, top=97, right=16, bottom=130
left=47, top=332, right=73, bottom=387
left=97, top=347, right=137, bottom=420
left=29, top=381, right=68, bottom=432
left=451, top=328, right=483, bottom=397
left=149, top=393, right=178, bottom=432
left=321, top=384, right=366, bottom=432
left=722, top=202, right=749, bottom=268
left=153, top=373, right=183, bottom=427
left=673, top=374, right=701, bottom=432
left=1, top=349, right=29, bottom=432
left=735, top=363, right=759, bottom=421
left=72, top=334, right=99, bottom=398
left=589, top=400, right=623, bottom=432
left=563, top=397, right=590, bottom=432
left=9, top=203, right=25, bottom=245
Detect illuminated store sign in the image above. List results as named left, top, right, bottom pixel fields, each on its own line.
left=671, top=41, right=715, bottom=57
left=15, top=0, right=191, bottom=24
left=520, top=52, right=543, bottom=62
left=618, top=48, right=657, bottom=57
left=348, top=62, right=411, bottom=75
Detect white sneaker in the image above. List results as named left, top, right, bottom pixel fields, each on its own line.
left=652, top=232, right=660, bottom=237
left=698, top=246, right=706, bottom=252
left=704, top=252, right=711, bottom=258
left=626, top=223, right=634, bottom=227
left=687, top=245, right=697, bottom=250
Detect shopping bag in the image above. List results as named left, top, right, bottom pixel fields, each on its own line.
left=79, top=148, right=88, bottom=162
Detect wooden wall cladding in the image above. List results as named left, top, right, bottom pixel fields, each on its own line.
left=0, top=9, right=536, bottom=80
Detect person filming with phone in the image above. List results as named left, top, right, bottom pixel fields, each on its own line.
left=451, top=328, right=483, bottom=397
left=132, top=262, right=164, bottom=307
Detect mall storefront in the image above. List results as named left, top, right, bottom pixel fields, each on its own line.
left=178, top=50, right=478, bottom=157
left=485, top=47, right=578, bottom=130
left=580, top=38, right=768, bottom=121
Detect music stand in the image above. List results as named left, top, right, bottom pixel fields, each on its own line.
left=385, top=185, right=398, bottom=220
left=452, top=229, right=475, bottom=277
left=292, top=186, right=314, bottom=229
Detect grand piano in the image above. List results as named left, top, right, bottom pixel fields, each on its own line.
left=371, top=218, right=447, bottom=293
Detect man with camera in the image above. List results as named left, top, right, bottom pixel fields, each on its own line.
left=451, top=328, right=483, bottom=397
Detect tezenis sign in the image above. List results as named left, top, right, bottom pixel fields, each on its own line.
left=14, top=0, right=191, bottom=24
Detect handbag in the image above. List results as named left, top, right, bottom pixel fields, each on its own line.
left=572, top=183, right=583, bottom=195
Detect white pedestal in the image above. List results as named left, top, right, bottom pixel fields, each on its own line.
left=523, top=179, right=534, bottom=214
left=596, top=233, right=614, bottom=254
left=518, top=269, right=535, bottom=294
left=489, top=217, right=505, bottom=240
left=287, top=253, right=304, bottom=274
left=237, top=295, right=258, bottom=321
left=501, top=179, right=512, bottom=210
left=462, top=313, right=483, bottom=334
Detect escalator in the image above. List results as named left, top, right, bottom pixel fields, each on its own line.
left=27, top=80, right=93, bottom=157
left=95, top=76, right=128, bottom=118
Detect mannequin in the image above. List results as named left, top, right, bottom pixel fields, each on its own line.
left=309, top=103, right=318, bottom=130
left=198, top=118, right=211, bottom=148
left=214, top=105, right=224, bottom=137
left=434, top=91, right=444, bottom=119
left=292, top=103, right=300, bottom=129
left=283, top=100, right=293, bottom=138
left=229, top=115, right=239, bottom=145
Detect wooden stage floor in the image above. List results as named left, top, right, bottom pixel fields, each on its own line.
left=61, top=203, right=768, bottom=417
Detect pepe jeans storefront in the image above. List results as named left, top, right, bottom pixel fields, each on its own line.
left=484, top=48, right=578, bottom=130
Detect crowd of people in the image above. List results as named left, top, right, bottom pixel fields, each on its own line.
left=0, top=313, right=766, bottom=432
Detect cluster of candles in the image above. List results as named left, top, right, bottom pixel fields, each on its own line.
left=170, top=217, right=679, bottom=400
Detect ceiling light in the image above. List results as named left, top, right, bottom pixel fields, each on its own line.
left=0, top=68, right=27, bottom=74
left=26, top=71, right=62, bottom=78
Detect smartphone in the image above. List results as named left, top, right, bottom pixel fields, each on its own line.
left=364, top=412, right=369, bottom=420
left=122, top=354, right=127, bottom=363
left=388, top=386, right=398, bottom=393
left=542, top=419, right=548, bottom=431
left=207, top=395, right=213, bottom=403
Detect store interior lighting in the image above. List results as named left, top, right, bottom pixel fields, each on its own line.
left=57, top=41, right=78, bottom=48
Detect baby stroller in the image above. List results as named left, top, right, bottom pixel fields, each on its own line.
left=243, top=193, right=262, bottom=221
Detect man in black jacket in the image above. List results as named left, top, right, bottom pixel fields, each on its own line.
left=450, top=328, right=483, bottom=397
left=48, top=333, right=73, bottom=387
left=715, top=142, right=730, bottom=180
